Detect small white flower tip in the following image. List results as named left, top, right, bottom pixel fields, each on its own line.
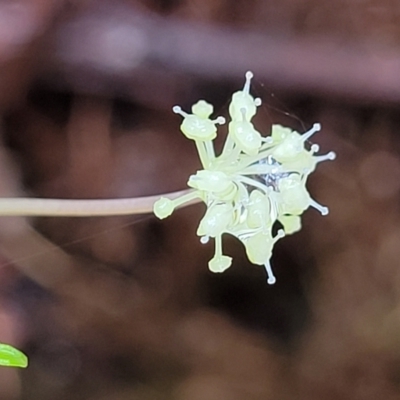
left=243, top=71, right=255, bottom=94
left=328, top=151, right=336, bottom=160
left=309, top=198, right=329, bottom=215
left=254, top=98, right=262, bottom=106
left=264, top=261, right=276, bottom=285
left=311, top=144, right=320, bottom=152
left=172, top=105, right=181, bottom=113
left=245, top=71, right=254, bottom=80
left=313, top=123, right=321, bottom=131
left=302, top=123, right=322, bottom=142
left=216, top=116, right=226, bottom=124
left=200, top=236, right=210, bottom=244
left=321, top=207, right=329, bottom=216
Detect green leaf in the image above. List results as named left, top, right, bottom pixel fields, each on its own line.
left=0, top=343, right=28, bottom=368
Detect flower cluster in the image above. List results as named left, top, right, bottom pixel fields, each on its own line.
left=153, top=72, right=335, bottom=284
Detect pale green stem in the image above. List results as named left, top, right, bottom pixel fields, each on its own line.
left=226, top=145, right=241, bottom=165
left=195, top=141, right=210, bottom=169
left=172, top=190, right=202, bottom=208
left=220, top=133, right=235, bottom=158
left=216, top=147, right=242, bottom=175
left=0, top=189, right=199, bottom=217
left=205, top=140, right=215, bottom=162
left=235, top=148, right=273, bottom=170
left=215, top=234, right=223, bottom=257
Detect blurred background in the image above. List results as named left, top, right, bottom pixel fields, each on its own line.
left=1, top=0, right=400, bottom=399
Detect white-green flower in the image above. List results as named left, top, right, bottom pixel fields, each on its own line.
left=153, top=71, right=336, bottom=283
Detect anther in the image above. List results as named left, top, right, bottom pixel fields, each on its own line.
left=302, top=123, right=321, bottom=142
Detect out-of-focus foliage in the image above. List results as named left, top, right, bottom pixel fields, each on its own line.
left=0, top=344, right=28, bottom=368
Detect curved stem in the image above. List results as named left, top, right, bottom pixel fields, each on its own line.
left=0, top=189, right=199, bottom=217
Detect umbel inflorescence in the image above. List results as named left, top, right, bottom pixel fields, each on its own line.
left=153, top=72, right=335, bottom=284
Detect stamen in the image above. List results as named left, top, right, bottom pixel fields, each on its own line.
left=172, top=105, right=188, bottom=117
left=311, top=144, right=320, bottom=153
left=254, top=98, right=262, bottom=106
left=316, top=151, right=336, bottom=162
left=243, top=71, right=253, bottom=94
left=302, top=123, right=321, bottom=142
left=309, top=198, right=329, bottom=215
left=214, top=116, right=226, bottom=125
left=264, top=260, right=276, bottom=285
